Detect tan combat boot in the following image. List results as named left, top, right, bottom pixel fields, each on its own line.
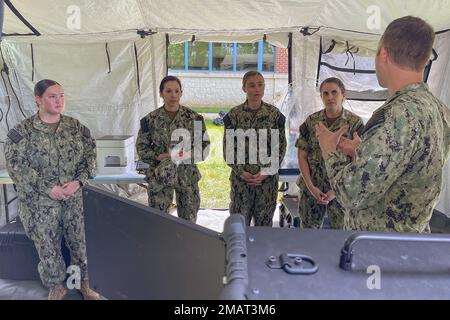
left=48, top=284, right=67, bottom=300
left=79, top=280, right=101, bottom=300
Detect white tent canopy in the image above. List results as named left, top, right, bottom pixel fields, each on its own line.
left=2, top=1, right=450, bottom=38
left=1, top=0, right=449, bottom=214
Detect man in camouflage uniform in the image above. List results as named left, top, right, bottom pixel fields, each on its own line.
left=316, top=16, right=450, bottom=232
left=4, top=79, right=99, bottom=299
left=296, top=107, right=363, bottom=229
left=136, top=104, right=209, bottom=223
left=224, top=71, right=286, bottom=226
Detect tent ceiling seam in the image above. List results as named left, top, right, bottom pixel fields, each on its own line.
left=4, top=0, right=40, bottom=36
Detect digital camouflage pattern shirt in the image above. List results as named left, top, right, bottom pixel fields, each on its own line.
left=325, top=83, right=450, bottom=232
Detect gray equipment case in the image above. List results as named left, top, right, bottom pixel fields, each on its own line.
left=83, top=186, right=450, bottom=300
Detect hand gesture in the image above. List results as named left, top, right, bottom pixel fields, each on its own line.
left=337, top=132, right=361, bottom=159
left=315, top=122, right=349, bottom=159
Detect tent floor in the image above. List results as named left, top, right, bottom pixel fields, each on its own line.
left=0, top=279, right=84, bottom=300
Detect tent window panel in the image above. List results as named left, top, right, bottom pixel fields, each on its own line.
left=318, top=52, right=384, bottom=92
left=188, top=42, right=209, bottom=70
left=168, top=43, right=185, bottom=70
left=212, top=43, right=234, bottom=71
left=236, top=43, right=258, bottom=71
left=262, top=42, right=275, bottom=72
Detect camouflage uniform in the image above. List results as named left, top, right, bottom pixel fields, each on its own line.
left=325, top=83, right=450, bottom=232
left=4, top=113, right=96, bottom=288
left=296, top=109, right=363, bottom=229
left=223, top=101, right=287, bottom=226
left=136, top=106, right=209, bottom=223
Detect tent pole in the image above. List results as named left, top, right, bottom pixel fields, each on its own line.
left=288, top=32, right=292, bottom=84
left=0, top=0, right=4, bottom=41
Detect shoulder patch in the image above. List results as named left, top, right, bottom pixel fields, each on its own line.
left=223, top=114, right=232, bottom=128
left=7, top=128, right=23, bottom=144
left=362, top=108, right=386, bottom=136
left=299, top=122, right=308, bottom=138
left=140, top=118, right=150, bottom=133
left=277, top=113, right=286, bottom=128
left=82, top=126, right=91, bottom=138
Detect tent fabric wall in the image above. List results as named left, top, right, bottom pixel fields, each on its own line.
left=428, top=32, right=450, bottom=215
left=3, top=0, right=145, bottom=37
left=0, top=0, right=449, bottom=216
left=290, top=31, right=450, bottom=216
left=0, top=34, right=165, bottom=145
left=291, top=32, right=383, bottom=124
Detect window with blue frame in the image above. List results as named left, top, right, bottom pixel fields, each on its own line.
left=262, top=42, right=275, bottom=72
left=168, top=40, right=276, bottom=72
left=236, top=42, right=259, bottom=71
left=188, top=41, right=209, bottom=70
left=212, top=43, right=234, bottom=71
left=167, top=42, right=185, bottom=70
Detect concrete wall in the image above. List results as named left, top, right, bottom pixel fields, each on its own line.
left=169, top=71, right=289, bottom=107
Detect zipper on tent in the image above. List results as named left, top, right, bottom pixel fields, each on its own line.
left=436, top=29, right=450, bottom=35
left=0, top=46, right=26, bottom=121
left=30, top=43, right=34, bottom=81
left=423, top=49, right=438, bottom=83
left=105, top=43, right=111, bottom=74
left=344, top=41, right=359, bottom=74
left=165, top=34, right=169, bottom=76
left=315, top=37, right=323, bottom=87
left=134, top=42, right=140, bottom=95
left=288, top=33, right=292, bottom=84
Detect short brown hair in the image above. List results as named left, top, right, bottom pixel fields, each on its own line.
left=319, top=77, right=346, bottom=95
left=34, top=79, right=61, bottom=97
left=380, top=16, right=434, bottom=71
left=242, top=70, right=264, bottom=87
left=159, top=75, right=182, bottom=93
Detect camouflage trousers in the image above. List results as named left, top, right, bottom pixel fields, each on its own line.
left=147, top=184, right=199, bottom=223
left=18, top=189, right=88, bottom=288
left=298, top=188, right=345, bottom=229
left=229, top=175, right=278, bottom=227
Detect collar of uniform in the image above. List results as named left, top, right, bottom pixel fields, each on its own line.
left=32, top=113, right=63, bottom=133
left=160, top=104, right=187, bottom=119
left=387, top=82, right=427, bottom=104
left=318, top=108, right=347, bottom=121
left=243, top=100, right=268, bottom=114
left=56, top=115, right=76, bottom=132
left=341, top=108, right=350, bottom=120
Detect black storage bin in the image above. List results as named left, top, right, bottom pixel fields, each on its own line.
left=0, top=220, right=71, bottom=281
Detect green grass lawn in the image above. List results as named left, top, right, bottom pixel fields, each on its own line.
left=191, top=106, right=232, bottom=114
left=197, top=118, right=284, bottom=209
left=198, top=119, right=231, bottom=209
